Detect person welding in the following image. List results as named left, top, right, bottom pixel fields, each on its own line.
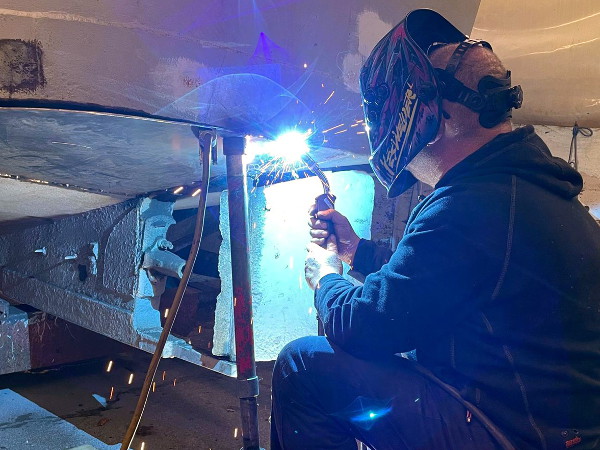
left=270, top=9, right=600, bottom=450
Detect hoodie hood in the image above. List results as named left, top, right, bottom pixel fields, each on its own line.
left=438, top=125, right=583, bottom=199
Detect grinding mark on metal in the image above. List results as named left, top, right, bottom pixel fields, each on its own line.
left=0, top=39, right=46, bottom=95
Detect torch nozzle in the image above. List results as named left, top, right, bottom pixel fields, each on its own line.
left=301, top=153, right=335, bottom=212
left=301, top=154, right=331, bottom=195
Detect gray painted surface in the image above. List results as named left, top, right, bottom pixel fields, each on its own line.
left=0, top=199, right=141, bottom=311
left=0, top=305, right=30, bottom=375
left=0, top=389, right=118, bottom=450
left=0, top=197, right=237, bottom=376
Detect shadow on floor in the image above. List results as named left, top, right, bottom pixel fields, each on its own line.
left=0, top=348, right=274, bottom=450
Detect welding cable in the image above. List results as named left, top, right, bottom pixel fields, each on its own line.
left=120, top=133, right=213, bottom=450
left=411, top=364, right=516, bottom=450
left=568, top=122, right=593, bottom=171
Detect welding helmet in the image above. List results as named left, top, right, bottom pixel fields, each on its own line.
left=360, top=9, right=523, bottom=197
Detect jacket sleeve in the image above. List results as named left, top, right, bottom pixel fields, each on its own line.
left=351, top=239, right=394, bottom=277
left=314, top=195, right=506, bottom=358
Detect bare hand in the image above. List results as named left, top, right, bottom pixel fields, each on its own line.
left=305, top=235, right=343, bottom=290
left=308, top=205, right=360, bottom=265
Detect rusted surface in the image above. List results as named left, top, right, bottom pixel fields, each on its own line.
left=27, top=311, right=126, bottom=369
left=0, top=305, right=125, bottom=375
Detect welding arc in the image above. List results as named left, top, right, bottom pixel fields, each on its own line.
left=120, top=135, right=212, bottom=450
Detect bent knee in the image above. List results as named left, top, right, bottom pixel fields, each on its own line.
left=273, top=336, right=331, bottom=381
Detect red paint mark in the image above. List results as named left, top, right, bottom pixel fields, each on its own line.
left=566, top=436, right=582, bottom=448
left=233, top=286, right=255, bottom=377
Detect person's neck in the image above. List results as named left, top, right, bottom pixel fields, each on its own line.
left=407, top=124, right=512, bottom=187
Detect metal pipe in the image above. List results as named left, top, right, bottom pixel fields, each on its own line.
left=301, top=153, right=335, bottom=337
left=224, top=136, right=262, bottom=450
left=301, top=153, right=331, bottom=194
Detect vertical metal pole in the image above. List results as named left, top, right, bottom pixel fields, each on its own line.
left=223, top=136, right=261, bottom=450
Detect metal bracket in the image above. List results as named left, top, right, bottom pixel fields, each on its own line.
left=237, top=375, right=260, bottom=398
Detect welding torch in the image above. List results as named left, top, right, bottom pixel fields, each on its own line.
left=301, top=153, right=336, bottom=215
left=301, top=153, right=335, bottom=337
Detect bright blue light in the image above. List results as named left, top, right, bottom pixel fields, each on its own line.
left=351, top=406, right=392, bottom=424
left=246, top=130, right=311, bottom=163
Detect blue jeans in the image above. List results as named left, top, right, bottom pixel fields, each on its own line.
left=271, top=336, right=501, bottom=449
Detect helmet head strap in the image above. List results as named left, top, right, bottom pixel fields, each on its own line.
left=434, top=39, right=523, bottom=128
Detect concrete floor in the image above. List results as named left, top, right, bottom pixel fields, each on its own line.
left=0, top=348, right=274, bottom=450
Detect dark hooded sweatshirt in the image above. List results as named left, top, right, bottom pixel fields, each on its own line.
left=315, top=126, right=600, bottom=449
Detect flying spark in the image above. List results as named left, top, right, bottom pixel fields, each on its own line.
left=322, top=124, right=344, bottom=133
left=324, top=90, right=335, bottom=104
left=106, top=360, right=113, bottom=372
left=192, top=188, right=202, bottom=197
left=246, top=130, right=313, bottom=188
left=128, top=373, right=134, bottom=385
left=173, top=186, right=184, bottom=194
left=164, top=308, right=169, bottom=318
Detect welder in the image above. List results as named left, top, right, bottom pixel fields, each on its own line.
left=270, top=9, right=600, bottom=450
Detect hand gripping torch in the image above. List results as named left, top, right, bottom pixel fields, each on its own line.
left=301, top=153, right=336, bottom=216
left=301, top=153, right=335, bottom=337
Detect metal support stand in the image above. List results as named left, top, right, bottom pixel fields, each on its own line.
left=223, top=136, right=262, bottom=450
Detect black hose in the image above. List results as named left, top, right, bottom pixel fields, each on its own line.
left=411, top=364, right=516, bottom=450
